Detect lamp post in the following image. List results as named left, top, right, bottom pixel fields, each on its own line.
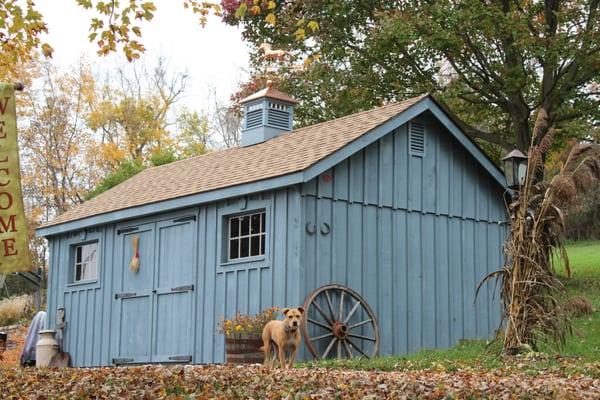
left=501, top=149, right=528, bottom=190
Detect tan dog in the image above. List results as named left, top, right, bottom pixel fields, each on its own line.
left=260, top=307, right=304, bottom=369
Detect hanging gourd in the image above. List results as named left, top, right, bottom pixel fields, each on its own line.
left=129, top=235, right=140, bottom=273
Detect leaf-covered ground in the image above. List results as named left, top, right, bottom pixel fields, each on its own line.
left=1, top=241, right=598, bottom=399
left=0, top=364, right=599, bottom=399
left=0, top=325, right=27, bottom=367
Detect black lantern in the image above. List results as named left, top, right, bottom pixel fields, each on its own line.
left=501, top=149, right=528, bottom=189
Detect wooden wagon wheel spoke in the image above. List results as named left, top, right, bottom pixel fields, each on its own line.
left=348, top=333, right=377, bottom=342
left=344, top=301, right=361, bottom=324
left=348, top=319, right=372, bottom=330
left=338, top=291, right=345, bottom=321
left=322, top=337, right=338, bottom=358
left=346, top=338, right=369, bottom=358
left=324, top=290, right=336, bottom=323
left=342, top=339, right=354, bottom=358
left=311, top=332, right=333, bottom=342
left=302, top=284, right=380, bottom=360
left=312, top=301, right=334, bottom=326
left=307, top=318, right=332, bottom=331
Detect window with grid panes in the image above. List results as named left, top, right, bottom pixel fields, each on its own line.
left=228, top=211, right=266, bottom=261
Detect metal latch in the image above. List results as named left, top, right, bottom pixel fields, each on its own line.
left=113, top=358, right=134, bottom=364
left=171, top=285, right=194, bottom=293
left=169, top=355, right=192, bottom=362
left=115, top=292, right=137, bottom=299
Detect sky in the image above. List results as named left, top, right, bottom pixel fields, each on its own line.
left=36, top=0, right=251, bottom=110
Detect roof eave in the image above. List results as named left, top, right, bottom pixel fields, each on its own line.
left=36, top=171, right=304, bottom=237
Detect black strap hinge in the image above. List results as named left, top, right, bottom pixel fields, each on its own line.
left=168, top=355, right=192, bottom=362
left=117, top=227, right=139, bottom=235
left=173, top=215, right=196, bottom=223
left=171, top=284, right=194, bottom=293
left=113, top=358, right=134, bottom=364
left=115, top=292, right=137, bottom=299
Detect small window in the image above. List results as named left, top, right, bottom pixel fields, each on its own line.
left=228, top=211, right=266, bottom=261
left=73, top=242, right=98, bottom=282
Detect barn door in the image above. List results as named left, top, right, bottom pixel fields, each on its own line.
left=151, top=216, right=196, bottom=363
left=112, top=222, right=155, bottom=364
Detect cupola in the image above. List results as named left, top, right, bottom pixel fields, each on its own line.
left=240, top=81, right=298, bottom=147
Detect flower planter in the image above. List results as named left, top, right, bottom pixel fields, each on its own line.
left=225, top=334, right=263, bottom=364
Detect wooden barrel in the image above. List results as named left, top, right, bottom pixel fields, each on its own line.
left=225, top=335, right=264, bottom=364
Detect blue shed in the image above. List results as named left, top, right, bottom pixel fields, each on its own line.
left=37, top=86, right=508, bottom=367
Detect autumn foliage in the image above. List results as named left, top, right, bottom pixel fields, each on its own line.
left=0, top=364, right=598, bottom=398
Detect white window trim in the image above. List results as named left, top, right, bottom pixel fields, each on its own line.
left=227, top=210, right=266, bottom=262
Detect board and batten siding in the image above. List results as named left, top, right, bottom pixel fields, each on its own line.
left=45, top=187, right=301, bottom=366
left=300, top=114, right=507, bottom=356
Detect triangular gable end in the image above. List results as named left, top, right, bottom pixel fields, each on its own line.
left=302, top=95, right=506, bottom=189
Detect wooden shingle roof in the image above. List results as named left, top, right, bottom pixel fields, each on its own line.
left=41, top=95, right=427, bottom=229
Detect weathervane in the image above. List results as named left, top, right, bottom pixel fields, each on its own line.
left=257, top=42, right=306, bottom=75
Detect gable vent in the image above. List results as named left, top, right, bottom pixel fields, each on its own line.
left=246, top=108, right=263, bottom=129
left=409, top=122, right=425, bottom=156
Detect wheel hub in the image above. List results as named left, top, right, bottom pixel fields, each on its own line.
left=332, top=321, right=349, bottom=339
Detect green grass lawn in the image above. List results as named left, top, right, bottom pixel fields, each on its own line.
left=305, top=240, right=600, bottom=375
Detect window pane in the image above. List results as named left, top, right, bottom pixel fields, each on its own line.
left=82, top=260, right=97, bottom=281
left=261, top=234, right=265, bottom=255
left=251, top=214, right=261, bottom=234
left=260, top=212, right=265, bottom=233
left=229, top=239, right=239, bottom=260
left=230, top=217, right=239, bottom=238
left=82, top=244, right=97, bottom=265
left=250, top=236, right=260, bottom=256
left=240, top=216, right=250, bottom=236
left=240, top=237, right=249, bottom=258
left=74, top=243, right=98, bottom=282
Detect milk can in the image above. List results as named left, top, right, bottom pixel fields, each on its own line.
left=36, top=330, right=59, bottom=367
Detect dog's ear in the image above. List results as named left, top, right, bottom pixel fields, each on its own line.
left=297, top=307, right=305, bottom=314
left=282, top=308, right=290, bottom=315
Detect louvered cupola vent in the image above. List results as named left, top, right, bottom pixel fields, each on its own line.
left=239, top=81, right=298, bottom=147
left=245, top=105, right=263, bottom=129
left=267, top=102, right=291, bottom=129
left=409, top=122, right=425, bottom=156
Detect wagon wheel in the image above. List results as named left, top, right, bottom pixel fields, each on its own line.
left=301, top=284, right=380, bottom=359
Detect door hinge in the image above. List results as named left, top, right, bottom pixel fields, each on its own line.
left=168, top=355, right=192, bottom=362
left=173, top=215, right=196, bottom=223
left=115, top=292, right=137, bottom=299
left=171, top=284, right=194, bottom=293
left=113, top=357, right=134, bottom=364
left=117, top=227, right=139, bottom=235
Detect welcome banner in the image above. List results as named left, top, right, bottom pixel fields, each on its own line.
left=0, top=83, right=31, bottom=272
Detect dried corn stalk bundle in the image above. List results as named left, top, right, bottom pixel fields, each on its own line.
left=482, top=111, right=600, bottom=353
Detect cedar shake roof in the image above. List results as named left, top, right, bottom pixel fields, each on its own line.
left=42, top=95, right=426, bottom=228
